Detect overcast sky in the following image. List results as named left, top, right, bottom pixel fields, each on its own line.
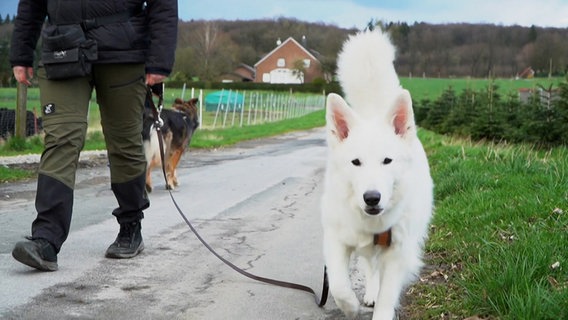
left=1, top=0, right=567, bottom=29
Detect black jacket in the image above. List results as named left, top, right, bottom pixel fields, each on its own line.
left=10, top=0, right=178, bottom=76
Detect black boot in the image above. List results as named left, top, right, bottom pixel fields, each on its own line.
left=106, top=174, right=149, bottom=259
left=105, top=221, right=144, bottom=259
left=12, top=237, right=58, bottom=271
left=14, top=174, right=72, bottom=271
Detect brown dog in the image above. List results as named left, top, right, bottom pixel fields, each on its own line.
left=143, top=98, right=199, bottom=192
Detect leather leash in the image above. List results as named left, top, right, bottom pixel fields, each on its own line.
left=146, top=84, right=329, bottom=307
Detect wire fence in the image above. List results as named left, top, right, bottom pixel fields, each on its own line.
left=181, top=88, right=326, bottom=129
left=0, top=87, right=326, bottom=140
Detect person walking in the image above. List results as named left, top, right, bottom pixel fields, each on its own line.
left=9, top=0, right=178, bottom=271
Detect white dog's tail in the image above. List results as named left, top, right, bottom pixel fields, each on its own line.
left=336, top=30, right=401, bottom=117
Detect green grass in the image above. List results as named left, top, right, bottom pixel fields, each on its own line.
left=191, top=109, right=324, bottom=148
left=0, top=166, right=35, bottom=181
left=408, top=132, right=568, bottom=319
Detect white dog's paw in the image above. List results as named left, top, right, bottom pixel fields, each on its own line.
left=363, top=292, right=375, bottom=307
left=363, top=277, right=379, bottom=307
left=334, top=293, right=360, bottom=319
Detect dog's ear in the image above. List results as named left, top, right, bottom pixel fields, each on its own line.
left=390, top=90, right=415, bottom=137
left=326, top=93, right=356, bottom=142
left=189, top=98, right=199, bottom=105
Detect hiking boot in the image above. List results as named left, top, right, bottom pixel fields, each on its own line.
left=12, top=237, right=58, bottom=271
left=105, top=221, right=144, bottom=259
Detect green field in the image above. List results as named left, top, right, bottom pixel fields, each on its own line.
left=1, top=76, right=564, bottom=109
left=1, top=76, right=563, bottom=135
left=400, top=76, right=564, bottom=100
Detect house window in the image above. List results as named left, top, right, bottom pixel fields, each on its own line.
left=303, top=59, right=311, bottom=68
left=262, top=73, right=271, bottom=83
left=277, top=58, right=285, bottom=67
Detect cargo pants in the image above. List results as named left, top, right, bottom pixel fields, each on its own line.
left=31, top=64, right=150, bottom=253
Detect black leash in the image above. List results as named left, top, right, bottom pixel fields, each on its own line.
left=146, top=84, right=328, bottom=307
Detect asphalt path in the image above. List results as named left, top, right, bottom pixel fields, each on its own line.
left=0, top=128, right=375, bottom=320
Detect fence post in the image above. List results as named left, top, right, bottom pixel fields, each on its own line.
left=15, top=82, right=28, bottom=139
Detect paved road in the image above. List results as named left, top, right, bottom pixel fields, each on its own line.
left=0, top=128, right=374, bottom=320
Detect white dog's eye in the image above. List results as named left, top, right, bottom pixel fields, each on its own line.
left=351, top=159, right=361, bottom=166
left=383, top=158, right=393, bottom=165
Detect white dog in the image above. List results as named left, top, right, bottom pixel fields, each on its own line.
left=321, top=30, right=434, bottom=320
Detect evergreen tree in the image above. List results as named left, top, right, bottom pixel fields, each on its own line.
left=470, top=83, right=507, bottom=141
left=500, top=93, right=524, bottom=143
left=443, top=88, right=477, bottom=136
left=423, top=87, right=457, bottom=134
left=552, top=78, right=568, bottom=144
left=413, top=98, right=431, bottom=126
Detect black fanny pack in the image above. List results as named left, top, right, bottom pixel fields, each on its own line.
left=41, top=24, right=97, bottom=80
left=40, top=7, right=139, bottom=80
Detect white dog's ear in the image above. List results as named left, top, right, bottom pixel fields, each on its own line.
left=326, top=93, right=356, bottom=142
left=390, top=89, right=416, bottom=137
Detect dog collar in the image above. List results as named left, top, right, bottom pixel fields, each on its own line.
left=374, top=229, right=392, bottom=247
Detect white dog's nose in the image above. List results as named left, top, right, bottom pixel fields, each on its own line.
left=363, top=190, right=381, bottom=206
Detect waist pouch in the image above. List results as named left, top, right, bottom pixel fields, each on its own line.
left=41, top=24, right=98, bottom=80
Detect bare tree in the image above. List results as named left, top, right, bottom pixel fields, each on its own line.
left=178, top=21, right=239, bottom=81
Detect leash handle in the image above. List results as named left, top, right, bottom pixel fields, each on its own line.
left=147, top=86, right=168, bottom=184
left=145, top=85, right=329, bottom=307
left=147, top=84, right=164, bottom=129
left=149, top=83, right=164, bottom=103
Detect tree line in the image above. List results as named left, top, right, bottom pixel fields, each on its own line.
left=172, top=18, right=568, bottom=82
left=383, top=21, right=568, bottom=79
left=0, top=17, right=567, bottom=85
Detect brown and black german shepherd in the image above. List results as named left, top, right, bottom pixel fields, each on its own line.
left=143, top=98, right=199, bottom=192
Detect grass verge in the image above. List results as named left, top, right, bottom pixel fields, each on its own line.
left=403, top=131, right=568, bottom=319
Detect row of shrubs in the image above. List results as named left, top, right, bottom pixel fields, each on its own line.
left=414, top=79, right=568, bottom=147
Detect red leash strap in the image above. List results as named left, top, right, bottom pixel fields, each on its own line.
left=145, top=85, right=329, bottom=307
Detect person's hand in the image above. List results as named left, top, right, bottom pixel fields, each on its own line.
left=13, top=66, right=34, bottom=86
left=145, top=73, right=167, bottom=86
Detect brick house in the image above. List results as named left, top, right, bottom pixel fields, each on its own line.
left=219, top=63, right=255, bottom=82
left=254, top=37, right=322, bottom=84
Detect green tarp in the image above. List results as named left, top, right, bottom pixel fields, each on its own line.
left=204, top=91, right=244, bottom=111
